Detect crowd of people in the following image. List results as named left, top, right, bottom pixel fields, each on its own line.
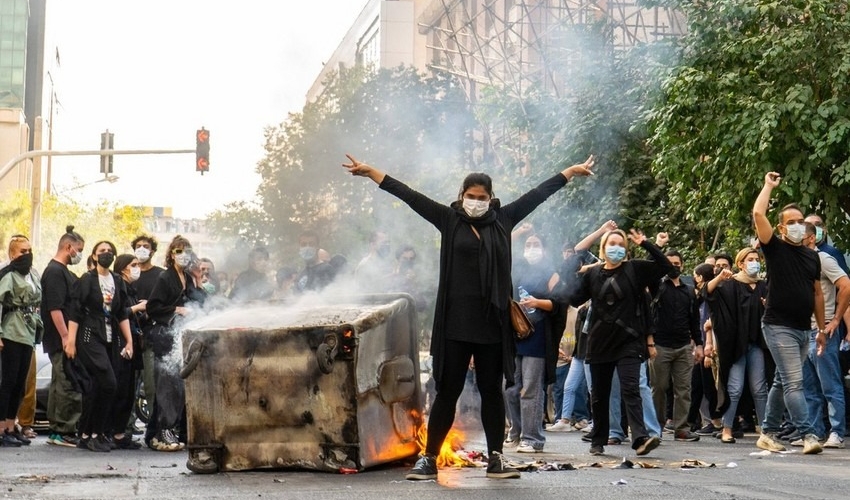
left=0, top=221, right=429, bottom=455
left=1, top=164, right=848, bottom=484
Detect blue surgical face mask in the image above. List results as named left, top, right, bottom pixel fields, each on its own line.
left=605, top=245, right=626, bottom=264
left=815, top=226, right=824, bottom=244
left=745, top=260, right=760, bottom=277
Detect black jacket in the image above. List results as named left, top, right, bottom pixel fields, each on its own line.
left=69, top=269, right=130, bottom=344
left=379, top=173, right=570, bottom=389
left=146, top=267, right=206, bottom=325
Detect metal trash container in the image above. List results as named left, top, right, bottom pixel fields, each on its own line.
left=180, top=294, right=423, bottom=473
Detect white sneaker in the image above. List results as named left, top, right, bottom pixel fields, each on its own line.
left=581, top=422, right=594, bottom=433
left=823, top=432, right=845, bottom=449
left=516, top=442, right=542, bottom=453
left=545, top=420, right=574, bottom=432
left=790, top=438, right=804, bottom=447
left=802, top=434, right=823, bottom=455
left=573, top=419, right=590, bottom=431
left=756, top=433, right=786, bottom=452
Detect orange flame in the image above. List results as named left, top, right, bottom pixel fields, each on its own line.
left=416, top=423, right=474, bottom=468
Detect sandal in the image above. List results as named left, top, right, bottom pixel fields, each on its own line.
left=607, top=437, right=623, bottom=445
left=20, top=426, right=38, bottom=439
left=721, top=435, right=736, bottom=444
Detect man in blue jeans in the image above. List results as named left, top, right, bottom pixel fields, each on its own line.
left=753, top=172, right=826, bottom=455
left=801, top=222, right=850, bottom=448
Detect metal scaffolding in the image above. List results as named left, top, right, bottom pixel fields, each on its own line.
left=418, top=0, right=686, bottom=100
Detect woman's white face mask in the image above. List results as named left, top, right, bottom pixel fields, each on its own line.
left=524, top=247, right=543, bottom=264
left=462, top=198, right=489, bottom=218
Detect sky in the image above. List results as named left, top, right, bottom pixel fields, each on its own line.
left=46, top=0, right=369, bottom=218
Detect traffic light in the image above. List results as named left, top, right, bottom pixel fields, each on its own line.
left=100, top=130, right=114, bottom=174
left=196, top=128, right=210, bottom=173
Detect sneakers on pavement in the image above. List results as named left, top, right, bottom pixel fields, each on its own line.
left=756, top=432, right=787, bottom=452
left=573, top=419, right=590, bottom=431
left=802, top=434, right=823, bottom=455
left=674, top=430, right=701, bottom=442
left=48, top=433, right=79, bottom=448
left=486, top=451, right=520, bottom=479
left=5, top=429, right=30, bottom=445
left=545, top=420, right=574, bottom=432
left=503, top=436, right=519, bottom=448
left=823, top=432, right=845, bottom=449
left=0, top=432, right=23, bottom=447
left=635, top=436, right=660, bottom=456
left=406, top=453, right=437, bottom=480
left=87, top=435, right=112, bottom=453
left=581, top=422, right=593, bottom=433
left=113, top=434, right=143, bottom=450
left=589, top=444, right=604, bottom=456
left=150, top=429, right=183, bottom=452
left=695, top=422, right=720, bottom=436
left=516, top=442, right=542, bottom=453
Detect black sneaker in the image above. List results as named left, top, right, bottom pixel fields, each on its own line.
left=589, top=444, right=605, bottom=456
left=635, top=436, right=660, bottom=456
left=4, top=429, right=28, bottom=446
left=486, top=451, right=520, bottom=479
left=780, top=431, right=802, bottom=443
left=0, top=432, right=23, bottom=447
left=674, top=430, right=700, bottom=442
left=76, top=435, right=91, bottom=450
left=406, top=453, right=437, bottom=480
left=87, top=435, right=112, bottom=453
left=695, top=423, right=719, bottom=436
left=113, top=434, right=142, bottom=450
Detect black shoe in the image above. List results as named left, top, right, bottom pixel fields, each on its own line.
left=777, top=426, right=797, bottom=439
left=780, top=431, right=802, bottom=443
left=405, top=453, right=437, bottom=480
left=4, top=429, right=28, bottom=446
left=635, top=436, right=660, bottom=456
left=675, top=430, right=700, bottom=442
left=581, top=434, right=593, bottom=443
left=87, top=435, right=112, bottom=453
left=0, top=432, right=23, bottom=447
left=113, top=434, right=142, bottom=450
left=589, top=444, right=605, bottom=456
left=696, top=423, right=719, bottom=436
left=76, top=435, right=91, bottom=450
left=486, top=451, right=520, bottom=479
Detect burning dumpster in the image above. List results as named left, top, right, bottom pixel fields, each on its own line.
left=180, top=294, right=423, bottom=474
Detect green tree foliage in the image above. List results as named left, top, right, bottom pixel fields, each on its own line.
left=0, top=190, right=144, bottom=270
left=645, top=0, right=850, bottom=249
left=254, top=65, right=477, bottom=258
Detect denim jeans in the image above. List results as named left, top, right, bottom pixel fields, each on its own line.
left=609, top=361, right=662, bottom=440
left=762, top=322, right=812, bottom=435
left=553, top=363, right=569, bottom=421
left=722, top=343, right=768, bottom=429
left=557, top=357, right=590, bottom=422
left=803, top=328, right=846, bottom=437
left=505, top=355, right=546, bottom=449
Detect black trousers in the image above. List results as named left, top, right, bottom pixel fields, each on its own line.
left=426, top=340, right=504, bottom=456
left=589, top=357, right=647, bottom=449
left=109, top=337, right=136, bottom=435
left=688, top=362, right=721, bottom=424
left=77, top=335, right=117, bottom=436
left=0, top=339, right=33, bottom=420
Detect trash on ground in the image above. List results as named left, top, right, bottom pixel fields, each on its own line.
left=611, top=478, right=628, bottom=485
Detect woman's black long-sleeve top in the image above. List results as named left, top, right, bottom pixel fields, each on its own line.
left=69, top=269, right=130, bottom=344
left=379, top=173, right=571, bottom=390
left=567, top=241, right=672, bottom=364
left=146, top=266, right=204, bottom=325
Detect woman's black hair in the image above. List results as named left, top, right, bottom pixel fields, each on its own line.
left=694, top=263, right=715, bottom=282
left=458, top=172, right=493, bottom=199
left=114, top=253, right=136, bottom=276
left=90, top=240, right=118, bottom=257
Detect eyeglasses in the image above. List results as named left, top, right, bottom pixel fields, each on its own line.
left=172, top=247, right=192, bottom=255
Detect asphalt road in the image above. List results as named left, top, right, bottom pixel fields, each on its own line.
left=3, top=425, right=850, bottom=500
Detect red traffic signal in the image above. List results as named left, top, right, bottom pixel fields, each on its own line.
left=196, top=128, right=210, bottom=173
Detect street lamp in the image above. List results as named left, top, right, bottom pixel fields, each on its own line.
left=55, top=174, right=120, bottom=194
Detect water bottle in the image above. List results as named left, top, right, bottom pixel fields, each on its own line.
left=518, top=286, right=536, bottom=313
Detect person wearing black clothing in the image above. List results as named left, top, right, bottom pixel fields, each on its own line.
left=229, top=246, right=274, bottom=301
left=41, top=225, right=85, bottom=447
left=65, top=241, right=134, bottom=453
left=342, top=153, right=595, bottom=480
left=109, top=254, right=146, bottom=449
left=145, top=235, right=207, bottom=452
left=567, top=228, right=672, bottom=456
left=647, top=250, right=703, bottom=442
left=688, top=263, right=723, bottom=436
left=753, top=172, right=825, bottom=455
left=131, top=234, right=163, bottom=420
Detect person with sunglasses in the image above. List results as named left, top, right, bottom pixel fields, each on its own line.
left=145, top=236, right=207, bottom=452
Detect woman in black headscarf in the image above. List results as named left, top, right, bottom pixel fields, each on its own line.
left=343, top=153, right=594, bottom=480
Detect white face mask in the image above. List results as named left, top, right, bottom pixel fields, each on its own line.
left=784, top=223, right=806, bottom=244
left=129, top=266, right=141, bottom=282
left=745, top=261, right=760, bottom=277
left=174, top=253, right=192, bottom=268
left=524, top=247, right=543, bottom=264
left=134, top=247, right=151, bottom=263
left=69, top=251, right=82, bottom=266
left=462, top=198, right=489, bottom=218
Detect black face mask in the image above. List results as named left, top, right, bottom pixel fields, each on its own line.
left=10, top=252, right=33, bottom=275
left=667, top=268, right=681, bottom=279
left=97, top=252, right=115, bottom=269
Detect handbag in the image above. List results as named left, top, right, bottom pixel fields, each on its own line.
left=510, top=299, right=534, bottom=340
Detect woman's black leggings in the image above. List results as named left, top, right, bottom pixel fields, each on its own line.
left=426, top=340, right=504, bottom=456
left=110, top=337, right=136, bottom=435
left=0, top=339, right=33, bottom=420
